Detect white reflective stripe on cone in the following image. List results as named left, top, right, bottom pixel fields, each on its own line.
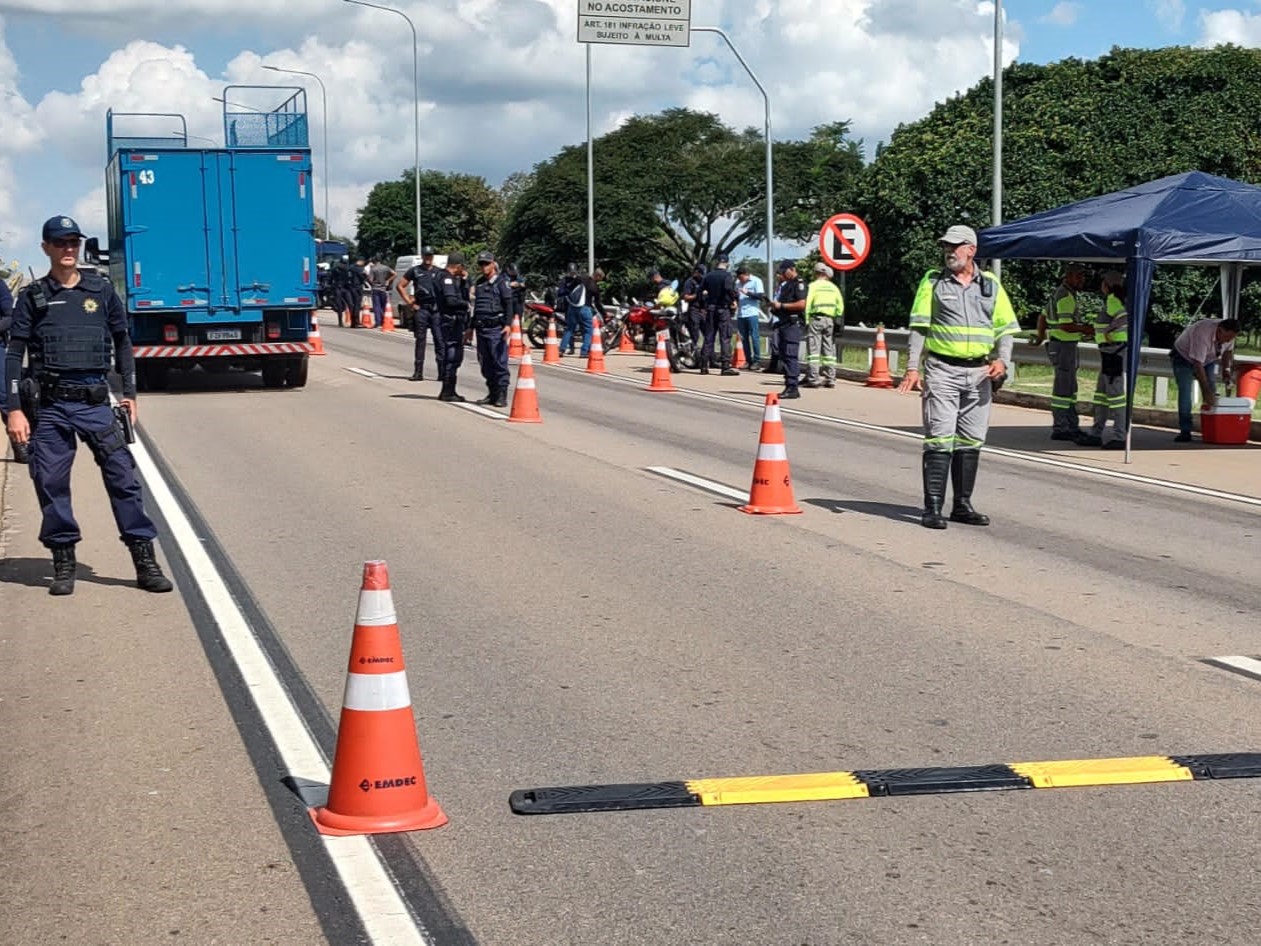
left=756, top=443, right=788, bottom=461
left=355, top=589, right=397, bottom=627
left=517, top=379, right=536, bottom=390
left=343, top=670, right=412, bottom=712
left=655, top=360, right=669, bottom=367
left=764, top=405, right=782, bottom=422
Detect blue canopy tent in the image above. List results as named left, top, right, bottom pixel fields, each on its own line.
left=978, top=171, right=1261, bottom=458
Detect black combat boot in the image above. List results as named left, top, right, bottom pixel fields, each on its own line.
left=949, top=450, right=990, bottom=526
left=476, top=390, right=496, bottom=405
left=409, top=369, right=423, bottom=381
left=921, top=452, right=951, bottom=530
left=128, top=539, right=174, bottom=593
left=437, top=380, right=464, bottom=403
left=493, top=389, right=508, bottom=408
left=49, top=544, right=76, bottom=596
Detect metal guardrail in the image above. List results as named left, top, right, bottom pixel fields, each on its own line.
left=841, top=326, right=1260, bottom=407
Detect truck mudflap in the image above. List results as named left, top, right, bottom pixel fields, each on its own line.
left=133, top=342, right=314, bottom=357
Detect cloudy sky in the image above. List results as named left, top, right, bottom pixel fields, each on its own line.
left=0, top=0, right=1257, bottom=270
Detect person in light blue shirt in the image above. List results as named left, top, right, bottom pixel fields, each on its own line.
left=735, top=266, right=765, bottom=369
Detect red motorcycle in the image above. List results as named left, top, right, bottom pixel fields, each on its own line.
left=601, top=301, right=661, bottom=353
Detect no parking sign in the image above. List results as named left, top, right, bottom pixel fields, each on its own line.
left=818, top=213, right=871, bottom=272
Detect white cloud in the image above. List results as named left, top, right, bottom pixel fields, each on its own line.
left=1197, top=8, right=1261, bottom=47
left=1040, top=2, right=1082, bottom=27
left=1147, top=0, right=1186, bottom=32
left=5, top=0, right=1026, bottom=265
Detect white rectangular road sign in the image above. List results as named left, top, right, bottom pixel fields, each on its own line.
left=577, top=0, right=691, bottom=47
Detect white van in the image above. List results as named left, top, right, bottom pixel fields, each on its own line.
left=392, top=254, right=448, bottom=329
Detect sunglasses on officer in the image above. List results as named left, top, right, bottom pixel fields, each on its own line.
left=48, top=237, right=82, bottom=249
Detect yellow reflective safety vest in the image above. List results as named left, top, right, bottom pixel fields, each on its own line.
left=1047, top=285, right=1083, bottom=342
left=1095, top=294, right=1128, bottom=351
left=805, top=278, right=844, bottom=324
left=909, top=268, right=1019, bottom=360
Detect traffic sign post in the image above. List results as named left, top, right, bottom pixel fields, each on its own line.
left=819, top=213, right=871, bottom=272
left=578, top=0, right=691, bottom=47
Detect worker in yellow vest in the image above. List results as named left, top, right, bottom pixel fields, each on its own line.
left=1077, top=271, right=1129, bottom=449
left=898, top=225, right=1020, bottom=529
left=1041, top=264, right=1093, bottom=440
left=803, top=262, right=844, bottom=388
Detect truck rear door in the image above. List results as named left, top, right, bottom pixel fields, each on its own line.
left=117, top=149, right=213, bottom=313
left=229, top=150, right=316, bottom=311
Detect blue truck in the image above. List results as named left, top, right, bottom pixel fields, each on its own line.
left=99, top=87, right=317, bottom=390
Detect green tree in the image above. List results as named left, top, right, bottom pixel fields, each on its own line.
left=848, top=44, right=1261, bottom=330
left=500, top=108, right=864, bottom=290
left=356, top=169, right=505, bottom=260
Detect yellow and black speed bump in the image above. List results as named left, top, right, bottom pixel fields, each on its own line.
left=508, top=753, right=1261, bottom=815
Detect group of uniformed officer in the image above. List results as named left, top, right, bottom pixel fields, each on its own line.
left=4, top=216, right=174, bottom=595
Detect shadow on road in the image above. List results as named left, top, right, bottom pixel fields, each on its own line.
left=0, top=556, right=137, bottom=589
left=804, top=497, right=921, bottom=524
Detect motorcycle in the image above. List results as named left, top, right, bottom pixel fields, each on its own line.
left=526, top=296, right=621, bottom=354
left=651, top=305, right=699, bottom=373
left=601, top=299, right=660, bottom=353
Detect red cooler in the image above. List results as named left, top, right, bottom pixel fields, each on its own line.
left=1201, top=397, right=1253, bottom=445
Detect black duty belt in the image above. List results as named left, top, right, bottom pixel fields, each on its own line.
left=929, top=353, right=989, bottom=368
left=45, top=383, right=110, bottom=405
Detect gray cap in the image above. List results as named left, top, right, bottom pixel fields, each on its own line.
left=938, top=224, right=977, bottom=246
left=813, top=262, right=834, bottom=277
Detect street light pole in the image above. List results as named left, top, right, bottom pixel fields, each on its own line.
left=343, top=0, right=423, bottom=252
left=264, top=65, right=330, bottom=239
left=992, top=0, right=1004, bottom=279
left=693, top=27, right=773, bottom=296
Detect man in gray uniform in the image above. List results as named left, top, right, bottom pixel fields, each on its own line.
left=897, top=225, right=1020, bottom=530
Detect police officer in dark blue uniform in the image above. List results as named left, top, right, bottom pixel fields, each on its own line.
left=397, top=246, right=442, bottom=382
left=0, top=276, right=23, bottom=463
left=470, top=251, right=514, bottom=407
left=770, top=260, right=808, bottom=399
left=680, top=263, right=706, bottom=364
left=4, top=216, right=173, bottom=596
left=434, top=252, right=470, bottom=402
left=699, top=253, right=739, bottom=375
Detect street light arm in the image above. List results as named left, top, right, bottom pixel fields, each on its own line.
left=693, top=26, right=773, bottom=286
left=343, top=0, right=422, bottom=251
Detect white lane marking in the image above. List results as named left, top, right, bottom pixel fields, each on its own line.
left=345, top=367, right=379, bottom=379
left=455, top=402, right=505, bottom=420
left=647, top=466, right=749, bottom=503
left=129, top=437, right=432, bottom=946
left=545, top=363, right=1261, bottom=509
left=1203, top=656, right=1261, bottom=683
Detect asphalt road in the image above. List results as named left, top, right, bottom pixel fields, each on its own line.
left=8, top=321, right=1261, bottom=946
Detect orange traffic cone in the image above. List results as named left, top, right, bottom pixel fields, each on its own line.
left=866, top=325, right=894, bottom=388
left=732, top=336, right=746, bottom=369
left=618, top=324, right=635, bottom=353
left=381, top=300, right=396, bottom=333
left=508, top=351, right=542, bottom=423
left=311, top=561, right=448, bottom=836
left=309, top=312, right=326, bottom=356
left=645, top=333, right=677, bottom=393
left=359, top=295, right=373, bottom=328
left=508, top=313, right=527, bottom=360
left=543, top=318, right=561, bottom=364
left=585, top=316, right=607, bottom=375
left=739, top=393, right=803, bottom=516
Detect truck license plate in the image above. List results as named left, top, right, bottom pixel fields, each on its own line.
left=206, top=329, right=241, bottom=341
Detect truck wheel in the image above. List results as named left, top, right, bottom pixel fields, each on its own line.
left=285, top=355, right=309, bottom=388
left=262, top=361, right=287, bottom=388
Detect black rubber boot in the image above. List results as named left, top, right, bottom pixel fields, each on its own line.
left=49, top=545, right=76, bottom=596
left=128, top=539, right=174, bottom=593
left=949, top=450, right=990, bottom=526
left=921, top=452, right=951, bottom=530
